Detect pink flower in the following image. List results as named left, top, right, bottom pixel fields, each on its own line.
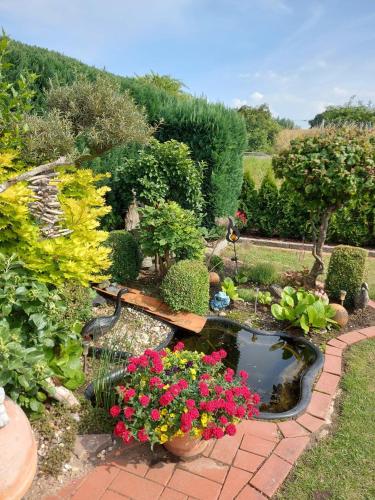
left=159, top=392, right=173, bottom=406
left=212, top=427, right=225, bottom=439
left=124, top=388, right=136, bottom=401
left=138, top=355, right=149, bottom=367
left=139, top=395, right=150, bottom=407
left=137, top=428, right=149, bottom=443
left=173, top=341, right=185, bottom=352
left=114, top=421, right=126, bottom=436
left=224, top=368, right=234, bottom=382
left=225, top=424, right=237, bottom=436
left=151, top=362, right=163, bottom=374
left=252, top=393, right=261, bottom=405
left=236, top=405, right=246, bottom=418
left=188, top=408, right=199, bottom=420
left=150, top=409, right=160, bottom=421
left=219, top=416, right=228, bottom=425
left=214, top=385, right=223, bottom=395
left=150, top=376, right=163, bottom=388
left=122, top=432, right=133, bottom=444
left=186, top=399, right=196, bottom=409
left=109, top=405, right=121, bottom=418
left=123, top=407, right=135, bottom=419
left=178, top=379, right=188, bottom=390
left=200, top=373, right=211, bottom=380
left=202, top=428, right=212, bottom=440
left=239, top=370, right=248, bottom=380
left=127, top=363, right=137, bottom=373
left=218, top=349, right=227, bottom=359
left=199, top=382, right=209, bottom=397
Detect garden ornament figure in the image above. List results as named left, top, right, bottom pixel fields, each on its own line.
left=0, top=387, right=10, bottom=428
left=354, top=282, right=369, bottom=311
left=82, top=287, right=128, bottom=341
left=226, top=216, right=240, bottom=274
left=210, top=291, right=230, bottom=311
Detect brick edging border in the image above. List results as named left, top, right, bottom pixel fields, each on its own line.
left=47, top=324, right=375, bottom=500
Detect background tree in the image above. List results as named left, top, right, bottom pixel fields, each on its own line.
left=275, top=116, right=298, bottom=129
left=237, top=104, right=281, bottom=152
left=309, top=99, right=375, bottom=128
left=273, top=126, right=375, bottom=286
left=135, top=71, right=187, bottom=97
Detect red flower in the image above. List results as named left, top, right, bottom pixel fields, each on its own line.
left=110, top=405, right=121, bottom=418
left=225, top=423, right=237, bottom=436
left=218, top=349, right=227, bottom=359
left=178, top=379, right=188, bottom=390
left=212, top=427, right=225, bottom=439
left=124, top=388, right=136, bottom=401
left=137, top=428, right=149, bottom=442
left=150, top=409, right=160, bottom=421
left=122, top=432, right=133, bottom=444
left=188, top=408, right=199, bottom=420
left=139, top=395, right=150, bottom=407
left=186, top=399, right=195, bottom=409
left=173, top=341, right=185, bottom=352
left=150, top=376, right=163, bottom=388
left=200, top=373, right=211, bottom=380
left=151, top=362, right=163, bottom=374
left=114, top=421, right=126, bottom=436
left=202, top=428, right=212, bottom=440
left=123, top=407, right=135, bottom=419
left=214, top=385, right=224, bottom=395
left=138, top=355, right=149, bottom=367
left=252, top=393, right=261, bottom=405
left=127, top=363, right=137, bottom=373
left=199, top=382, right=209, bottom=397
left=236, top=405, right=246, bottom=418
left=224, top=368, right=234, bottom=382
left=219, top=416, right=228, bottom=425
left=159, top=392, right=174, bottom=406
left=239, top=370, right=249, bottom=380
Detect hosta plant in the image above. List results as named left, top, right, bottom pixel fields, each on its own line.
left=221, top=277, right=242, bottom=301
left=271, top=286, right=337, bottom=334
left=109, top=342, right=260, bottom=447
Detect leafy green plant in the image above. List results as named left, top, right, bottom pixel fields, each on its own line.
left=207, top=255, right=224, bottom=274
left=237, top=288, right=256, bottom=302
left=271, top=286, right=337, bottom=334
left=221, top=278, right=242, bottom=301
left=325, top=245, right=368, bottom=308
left=246, top=262, right=278, bottom=286
left=105, top=230, right=142, bottom=282
left=161, top=260, right=209, bottom=315
left=0, top=254, right=84, bottom=415
left=258, top=291, right=272, bottom=305
left=139, top=202, right=204, bottom=274
left=234, top=270, right=248, bottom=285
left=56, top=282, right=94, bottom=329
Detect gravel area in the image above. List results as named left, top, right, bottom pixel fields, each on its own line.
left=90, top=304, right=174, bottom=355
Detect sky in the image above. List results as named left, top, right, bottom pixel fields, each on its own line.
left=1, top=0, right=375, bottom=127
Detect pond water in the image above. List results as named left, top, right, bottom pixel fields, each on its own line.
left=172, top=319, right=318, bottom=415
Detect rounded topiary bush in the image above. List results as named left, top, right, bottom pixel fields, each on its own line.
left=106, top=230, right=142, bottom=282
left=161, top=260, right=209, bottom=315
left=325, top=245, right=368, bottom=308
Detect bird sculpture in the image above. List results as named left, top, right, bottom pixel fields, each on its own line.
left=226, top=217, right=240, bottom=243
left=354, top=282, right=369, bottom=311
left=82, top=287, right=128, bottom=341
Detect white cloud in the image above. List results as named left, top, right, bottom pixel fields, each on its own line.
left=250, top=91, right=264, bottom=101
left=232, top=98, right=247, bottom=108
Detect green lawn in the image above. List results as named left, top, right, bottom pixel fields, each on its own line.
left=223, top=242, right=375, bottom=299
left=278, top=339, right=375, bottom=500
left=243, top=156, right=275, bottom=187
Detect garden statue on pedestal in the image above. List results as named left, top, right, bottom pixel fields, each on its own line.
left=210, top=291, right=230, bottom=311
left=354, top=283, right=369, bottom=311
left=0, top=387, right=10, bottom=428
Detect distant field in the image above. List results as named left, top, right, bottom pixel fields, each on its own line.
left=223, top=242, right=375, bottom=299
left=243, top=156, right=277, bottom=187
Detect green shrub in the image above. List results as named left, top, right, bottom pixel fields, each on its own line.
left=246, top=262, right=278, bottom=285
left=208, top=255, right=224, bottom=273
left=57, top=283, right=94, bottom=329
left=106, top=231, right=141, bottom=282
left=161, top=260, right=209, bottom=315
left=238, top=172, right=258, bottom=231
left=325, top=245, right=368, bottom=307
left=256, top=174, right=280, bottom=236
left=237, top=288, right=256, bottom=302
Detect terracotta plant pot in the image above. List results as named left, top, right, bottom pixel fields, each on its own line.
left=209, top=271, right=220, bottom=286
left=164, top=433, right=208, bottom=458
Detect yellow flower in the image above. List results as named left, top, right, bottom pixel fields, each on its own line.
left=160, top=425, right=168, bottom=432
left=160, top=434, right=168, bottom=443
left=180, top=358, right=188, bottom=364
left=170, top=413, right=176, bottom=418
left=192, top=428, right=201, bottom=437
left=201, top=413, right=208, bottom=427
left=163, top=384, right=170, bottom=390
left=175, top=430, right=184, bottom=437
left=161, top=409, right=168, bottom=416
left=190, top=368, right=196, bottom=375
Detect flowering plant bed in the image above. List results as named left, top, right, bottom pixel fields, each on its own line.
left=109, top=342, right=260, bottom=447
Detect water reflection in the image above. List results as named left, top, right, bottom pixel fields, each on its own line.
left=173, top=320, right=316, bottom=413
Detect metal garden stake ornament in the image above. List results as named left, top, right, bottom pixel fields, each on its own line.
left=226, top=216, right=241, bottom=274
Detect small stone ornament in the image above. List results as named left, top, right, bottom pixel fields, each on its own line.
left=0, top=387, right=10, bottom=428
left=210, top=291, right=230, bottom=311
left=354, top=282, right=369, bottom=311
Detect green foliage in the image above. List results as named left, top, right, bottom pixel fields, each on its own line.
left=78, top=398, right=114, bottom=434
left=238, top=172, right=258, bottom=231
left=221, top=277, right=241, bottom=301
left=105, top=230, right=142, bottom=282
left=275, top=116, right=298, bottom=129
left=161, top=259, right=209, bottom=314
left=208, top=255, right=224, bottom=273
left=56, top=283, right=94, bottom=329
left=139, top=202, right=204, bottom=273
left=123, top=139, right=204, bottom=217
left=0, top=255, right=84, bottom=416
left=256, top=174, right=280, bottom=236
left=136, top=71, right=187, bottom=97
left=238, top=104, right=281, bottom=152
left=237, top=288, right=256, bottom=302
left=271, top=286, right=337, bottom=334
left=309, top=99, right=375, bottom=127
left=258, top=291, right=273, bottom=305
left=246, top=262, right=278, bottom=286
left=325, top=245, right=368, bottom=307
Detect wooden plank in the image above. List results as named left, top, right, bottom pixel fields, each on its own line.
left=93, top=287, right=206, bottom=334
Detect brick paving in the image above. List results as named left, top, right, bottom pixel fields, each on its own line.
left=46, top=325, right=375, bottom=499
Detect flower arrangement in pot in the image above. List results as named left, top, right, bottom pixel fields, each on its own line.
left=109, top=342, right=260, bottom=458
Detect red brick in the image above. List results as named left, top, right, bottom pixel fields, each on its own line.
left=273, top=436, right=310, bottom=464
left=239, top=420, right=279, bottom=442
left=278, top=420, right=310, bottom=438
left=146, top=461, right=176, bottom=486
left=315, top=372, right=340, bottom=395
left=336, top=331, right=366, bottom=345
left=240, top=434, right=276, bottom=457
left=306, top=391, right=332, bottom=420
left=236, top=485, right=267, bottom=500
left=233, top=450, right=265, bottom=472
left=327, top=338, right=347, bottom=349
left=110, top=470, right=164, bottom=499
left=297, top=413, right=325, bottom=433
left=368, top=299, right=375, bottom=309
left=168, top=469, right=222, bottom=500
left=178, top=457, right=229, bottom=483
left=160, top=488, right=188, bottom=500
left=325, top=345, right=343, bottom=357
left=111, top=457, right=149, bottom=477
left=323, top=354, right=342, bottom=375
left=210, top=430, right=243, bottom=464
left=218, top=467, right=252, bottom=500
left=358, top=326, right=375, bottom=338
left=71, top=466, right=120, bottom=500
left=250, top=454, right=292, bottom=497
left=101, top=491, right=129, bottom=500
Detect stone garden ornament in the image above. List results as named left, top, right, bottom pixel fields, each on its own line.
left=0, top=387, right=10, bottom=428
